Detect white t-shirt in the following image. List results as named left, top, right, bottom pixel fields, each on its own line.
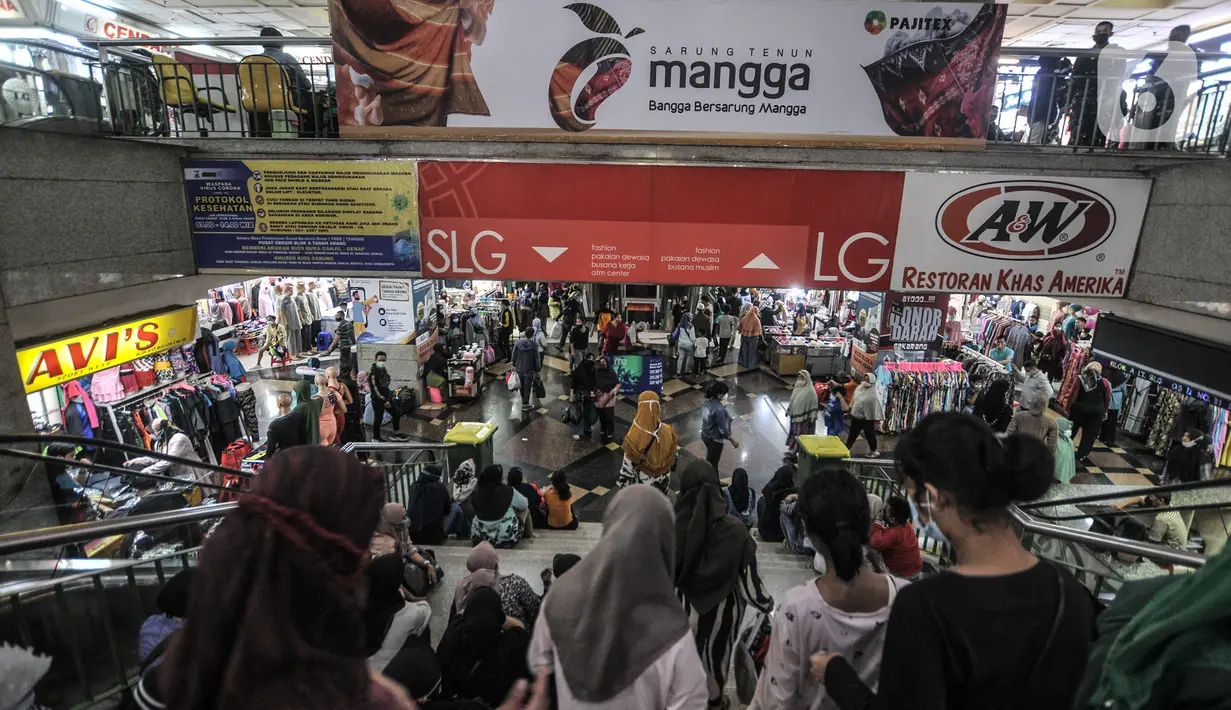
left=528, top=612, right=709, bottom=709
left=367, top=600, right=431, bottom=672
left=694, top=336, right=709, bottom=358
left=750, top=575, right=905, bottom=710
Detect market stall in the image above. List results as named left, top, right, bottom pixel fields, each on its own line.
left=767, top=334, right=848, bottom=378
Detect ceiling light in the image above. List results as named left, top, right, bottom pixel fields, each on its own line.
left=58, top=0, right=115, bottom=19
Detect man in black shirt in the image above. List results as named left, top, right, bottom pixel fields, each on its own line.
left=266, top=392, right=307, bottom=456
left=370, top=351, right=402, bottom=441
left=326, top=309, right=358, bottom=376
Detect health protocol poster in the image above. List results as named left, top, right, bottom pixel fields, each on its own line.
left=184, top=159, right=421, bottom=274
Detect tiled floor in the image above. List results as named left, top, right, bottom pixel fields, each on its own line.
left=243, top=340, right=1166, bottom=522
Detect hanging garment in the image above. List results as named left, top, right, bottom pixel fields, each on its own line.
left=235, top=385, right=259, bottom=441
left=61, top=381, right=100, bottom=429
left=90, top=366, right=126, bottom=403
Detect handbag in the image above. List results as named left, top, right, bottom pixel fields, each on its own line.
left=506, top=370, right=520, bottom=391
left=403, top=548, right=439, bottom=598
left=483, top=345, right=497, bottom=365
left=533, top=374, right=546, bottom=399
left=734, top=609, right=770, bottom=704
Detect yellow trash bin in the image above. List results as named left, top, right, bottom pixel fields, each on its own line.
left=444, top=421, right=498, bottom=474
left=795, top=434, right=850, bottom=487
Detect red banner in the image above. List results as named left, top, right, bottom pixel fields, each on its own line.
left=418, top=162, right=903, bottom=289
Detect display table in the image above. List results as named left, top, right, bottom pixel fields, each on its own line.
left=770, top=336, right=848, bottom=378
left=448, top=347, right=486, bottom=400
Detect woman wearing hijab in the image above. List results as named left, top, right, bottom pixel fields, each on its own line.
left=593, top=356, right=621, bottom=443
left=470, top=465, right=529, bottom=548
left=737, top=306, right=762, bottom=370
left=369, top=503, right=441, bottom=589
left=675, top=462, right=772, bottom=707
left=758, top=462, right=797, bottom=543
left=531, top=317, right=548, bottom=366
left=127, top=447, right=416, bottom=710
left=619, top=391, right=680, bottom=492
left=847, top=373, right=885, bottom=457
left=1071, top=362, right=1111, bottom=465
left=452, top=541, right=543, bottom=628
left=407, top=464, right=457, bottom=545
left=529, top=485, right=709, bottom=708
left=1054, top=418, right=1077, bottom=485
left=723, top=468, right=756, bottom=528
left=676, top=312, right=697, bottom=375
left=787, top=371, right=820, bottom=453
left=291, top=380, right=321, bottom=445
left=437, top=586, right=531, bottom=707
left=363, top=554, right=431, bottom=673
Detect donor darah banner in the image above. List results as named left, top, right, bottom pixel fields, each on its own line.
left=893, top=174, right=1151, bottom=297
left=330, top=0, right=1006, bottom=143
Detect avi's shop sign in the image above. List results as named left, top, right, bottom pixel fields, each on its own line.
left=331, top=0, right=1007, bottom=142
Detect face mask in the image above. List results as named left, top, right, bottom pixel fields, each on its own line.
left=1182, top=439, right=1198, bottom=448
left=909, top=490, right=951, bottom=547
left=1094, top=33, right=1110, bottom=44
left=375, top=362, right=386, bottom=369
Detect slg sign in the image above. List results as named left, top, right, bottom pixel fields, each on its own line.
left=16, top=308, right=197, bottom=394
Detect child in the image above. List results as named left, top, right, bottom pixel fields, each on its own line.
left=693, top=332, right=710, bottom=373
left=823, top=382, right=847, bottom=437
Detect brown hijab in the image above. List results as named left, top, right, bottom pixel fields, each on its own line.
left=453, top=541, right=500, bottom=614
left=674, top=460, right=757, bottom=615
left=543, top=486, right=690, bottom=703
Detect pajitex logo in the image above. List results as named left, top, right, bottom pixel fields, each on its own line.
left=888, top=16, right=953, bottom=31
left=935, top=180, right=1116, bottom=260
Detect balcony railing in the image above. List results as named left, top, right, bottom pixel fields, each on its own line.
left=3, top=36, right=1230, bottom=155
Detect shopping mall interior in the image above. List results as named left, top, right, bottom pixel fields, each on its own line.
left=3, top=0, right=1231, bottom=705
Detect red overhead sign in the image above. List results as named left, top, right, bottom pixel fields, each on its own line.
left=418, top=162, right=903, bottom=289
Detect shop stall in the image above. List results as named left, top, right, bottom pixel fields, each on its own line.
left=1092, top=315, right=1231, bottom=473
left=447, top=344, right=487, bottom=400
left=767, top=333, right=848, bottom=378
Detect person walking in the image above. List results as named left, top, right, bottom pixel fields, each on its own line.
left=737, top=307, right=762, bottom=370
left=700, top=381, right=739, bottom=471
left=593, top=356, right=621, bottom=443
left=675, top=460, right=772, bottom=708
left=846, top=373, right=885, bottom=457
left=569, top=353, right=596, bottom=440
left=814, top=413, right=1095, bottom=710
left=823, top=382, right=848, bottom=439
left=752, top=467, right=905, bottom=710
left=528, top=485, right=709, bottom=708
left=325, top=309, right=358, bottom=376
left=619, top=391, right=680, bottom=491
left=1071, top=362, right=1111, bottom=465
left=499, top=299, right=515, bottom=361
left=1008, top=392, right=1060, bottom=454
left=512, top=327, right=541, bottom=411
left=786, top=371, right=820, bottom=453
left=715, top=309, right=736, bottom=364
left=566, top=316, right=589, bottom=371
left=675, top=313, right=697, bottom=375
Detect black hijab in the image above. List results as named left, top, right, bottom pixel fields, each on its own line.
left=674, top=461, right=756, bottom=615
left=470, top=465, right=514, bottom=521
left=436, top=586, right=528, bottom=706
left=362, top=554, right=406, bottom=656
left=727, top=468, right=751, bottom=512
left=758, top=464, right=797, bottom=542
left=408, top=464, right=449, bottom=532
left=594, top=359, right=619, bottom=393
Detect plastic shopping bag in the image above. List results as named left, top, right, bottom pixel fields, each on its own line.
left=506, top=370, right=520, bottom=392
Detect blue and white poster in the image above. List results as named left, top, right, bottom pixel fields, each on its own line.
left=183, top=159, right=420, bottom=274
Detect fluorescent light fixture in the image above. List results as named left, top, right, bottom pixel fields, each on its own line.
left=0, top=27, right=87, bottom=47
left=998, top=57, right=1019, bottom=64
left=58, top=0, right=115, bottom=19
left=1188, top=22, right=1231, bottom=44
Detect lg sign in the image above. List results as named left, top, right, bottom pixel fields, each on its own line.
left=811, top=231, right=892, bottom=285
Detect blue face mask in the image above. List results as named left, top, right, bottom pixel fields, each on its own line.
left=909, top=490, right=951, bottom=547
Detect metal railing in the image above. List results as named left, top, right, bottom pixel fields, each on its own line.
left=0, top=435, right=452, bottom=709
left=5, top=36, right=1231, bottom=155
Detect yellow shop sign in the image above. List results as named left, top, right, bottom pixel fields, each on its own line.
left=16, top=308, right=198, bottom=394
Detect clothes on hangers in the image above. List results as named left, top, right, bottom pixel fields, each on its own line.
left=1003, top=323, right=1034, bottom=368
left=875, top=366, right=969, bottom=434
left=1057, top=343, right=1091, bottom=412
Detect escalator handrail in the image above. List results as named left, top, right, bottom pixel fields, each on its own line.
left=845, top=459, right=1208, bottom=568
left=0, top=546, right=198, bottom=597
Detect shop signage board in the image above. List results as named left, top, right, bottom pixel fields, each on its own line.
left=332, top=0, right=1005, bottom=145
left=611, top=354, right=665, bottom=395
left=880, top=292, right=948, bottom=357
left=16, top=308, right=197, bottom=394
left=418, top=161, right=902, bottom=290
left=893, top=174, right=1151, bottom=297
left=1092, top=314, right=1231, bottom=410
left=349, top=278, right=417, bottom=344
left=183, top=160, right=421, bottom=275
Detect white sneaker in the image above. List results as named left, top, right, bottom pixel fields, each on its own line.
left=869, top=451, right=880, bottom=458
left=572, top=435, right=581, bottom=441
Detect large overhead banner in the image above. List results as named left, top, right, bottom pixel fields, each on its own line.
left=330, top=0, right=1006, bottom=144
left=184, top=159, right=421, bottom=275
left=892, top=174, right=1152, bottom=297
left=417, top=161, right=904, bottom=290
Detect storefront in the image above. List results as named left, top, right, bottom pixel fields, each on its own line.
left=1091, top=315, right=1231, bottom=473
left=14, top=305, right=262, bottom=478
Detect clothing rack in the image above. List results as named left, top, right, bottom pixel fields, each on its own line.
left=882, top=361, right=964, bottom=373
left=961, top=346, right=1006, bottom=372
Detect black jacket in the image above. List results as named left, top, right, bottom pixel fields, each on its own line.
left=266, top=410, right=307, bottom=456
